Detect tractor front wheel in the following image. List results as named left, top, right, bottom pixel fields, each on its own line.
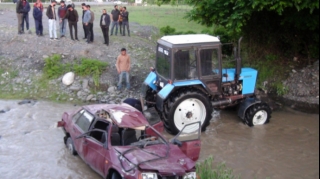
left=244, top=103, right=271, bottom=127
left=165, top=91, right=212, bottom=135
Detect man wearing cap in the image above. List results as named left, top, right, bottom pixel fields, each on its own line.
left=46, top=0, right=58, bottom=40
left=116, top=48, right=131, bottom=91
left=58, top=1, right=68, bottom=38
left=100, top=9, right=110, bottom=46
left=82, top=5, right=91, bottom=44
left=63, top=4, right=79, bottom=40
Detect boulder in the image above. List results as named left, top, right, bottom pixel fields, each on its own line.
left=62, top=72, right=75, bottom=86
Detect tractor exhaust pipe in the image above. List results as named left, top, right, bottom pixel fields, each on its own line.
left=212, top=98, right=232, bottom=107
left=235, top=37, right=243, bottom=81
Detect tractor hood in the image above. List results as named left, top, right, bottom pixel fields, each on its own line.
left=114, top=144, right=195, bottom=175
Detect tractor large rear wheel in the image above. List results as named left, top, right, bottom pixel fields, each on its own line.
left=164, top=90, right=212, bottom=135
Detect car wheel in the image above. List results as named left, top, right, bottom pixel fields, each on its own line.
left=66, top=137, right=77, bottom=156
left=111, top=172, right=121, bottom=179
left=165, top=90, right=213, bottom=135
left=244, top=103, right=271, bottom=127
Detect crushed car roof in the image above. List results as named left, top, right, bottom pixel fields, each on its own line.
left=83, top=104, right=149, bottom=128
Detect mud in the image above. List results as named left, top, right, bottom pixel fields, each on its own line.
left=0, top=100, right=318, bottom=179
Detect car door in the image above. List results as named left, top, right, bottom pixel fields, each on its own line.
left=171, top=122, right=201, bottom=161
left=198, top=47, right=222, bottom=95
left=72, top=110, right=95, bottom=159
left=82, top=129, right=110, bottom=177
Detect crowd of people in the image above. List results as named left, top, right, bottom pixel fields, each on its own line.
left=15, top=0, right=130, bottom=46
left=14, top=0, right=132, bottom=91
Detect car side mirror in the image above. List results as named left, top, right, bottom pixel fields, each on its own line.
left=171, top=138, right=182, bottom=147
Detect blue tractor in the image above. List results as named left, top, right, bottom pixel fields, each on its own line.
left=141, top=34, right=272, bottom=134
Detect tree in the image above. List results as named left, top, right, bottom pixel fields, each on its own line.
left=183, top=0, right=319, bottom=59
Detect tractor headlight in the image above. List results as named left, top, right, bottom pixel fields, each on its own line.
left=183, top=172, right=197, bottom=179
left=141, top=173, right=158, bottom=179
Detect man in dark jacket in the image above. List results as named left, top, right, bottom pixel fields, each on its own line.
left=63, top=5, right=79, bottom=40
left=46, top=0, right=58, bottom=40
left=88, top=5, right=94, bottom=42
left=21, top=0, right=31, bottom=33
left=100, top=9, right=110, bottom=46
left=16, top=0, right=24, bottom=34
left=33, top=2, right=43, bottom=36
left=121, top=7, right=130, bottom=37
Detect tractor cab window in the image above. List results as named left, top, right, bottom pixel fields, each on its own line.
left=156, top=45, right=171, bottom=79
left=174, top=49, right=198, bottom=80
left=75, top=110, right=94, bottom=132
left=200, top=49, right=220, bottom=76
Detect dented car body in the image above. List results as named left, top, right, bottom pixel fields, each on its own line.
left=57, top=103, right=201, bottom=179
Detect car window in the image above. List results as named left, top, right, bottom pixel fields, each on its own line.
left=89, top=130, right=106, bottom=144
left=75, top=110, right=94, bottom=132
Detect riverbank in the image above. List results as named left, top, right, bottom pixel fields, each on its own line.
left=0, top=5, right=318, bottom=113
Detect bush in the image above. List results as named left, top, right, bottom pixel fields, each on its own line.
left=160, top=25, right=176, bottom=35
left=74, top=58, right=108, bottom=87
left=197, top=156, right=240, bottom=179
left=43, top=54, right=66, bottom=79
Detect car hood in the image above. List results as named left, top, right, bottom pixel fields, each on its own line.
left=114, top=144, right=195, bottom=175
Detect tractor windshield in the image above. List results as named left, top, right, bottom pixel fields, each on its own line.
left=156, top=45, right=171, bottom=79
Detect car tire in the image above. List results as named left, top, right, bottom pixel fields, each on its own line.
left=111, top=172, right=121, bottom=179
left=66, top=137, right=77, bottom=156
left=244, top=103, right=271, bottom=127
left=165, top=90, right=213, bottom=135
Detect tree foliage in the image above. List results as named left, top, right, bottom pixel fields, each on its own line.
left=182, top=0, right=319, bottom=59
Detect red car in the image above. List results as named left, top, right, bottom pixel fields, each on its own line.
left=57, top=103, right=201, bottom=179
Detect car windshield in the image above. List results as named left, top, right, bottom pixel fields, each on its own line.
left=156, top=45, right=171, bottom=79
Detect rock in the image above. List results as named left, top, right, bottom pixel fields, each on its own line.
left=69, top=85, right=81, bottom=92
left=77, top=91, right=83, bottom=98
left=292, top=69, right=297, bottom=73
left=82, top=79, right=89, bottom=89
left=62, top=72, right=75, bottom=86
left=42, top=55, right=49, bottom=59
left=108, top=86, right=117, bottom=93
left=86, top=94, right=94, bottom=101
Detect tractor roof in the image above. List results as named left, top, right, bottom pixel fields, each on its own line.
left=158, top=34, right=221, bottom=48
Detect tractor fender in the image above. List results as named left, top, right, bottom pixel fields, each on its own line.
left=156, top=80, right=206, bottom=111
left=237, top=97, right=262, bottom=119
left=143, top=72, right=157, bottom=91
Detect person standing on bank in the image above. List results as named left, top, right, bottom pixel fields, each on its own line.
left=81, top=3, right=87, bottom=39
left=82, top=5, right=91, bottom=44
left=100, top=9, right=110, bottom=46
left=33, top=2, right=43, bottom=36
left=116, top=48, right=131, bottom=91
left=88, top=5, right=94, bottom=42
left=58, top=1, right=68, bottom=38
left=63, top=4, right=79, bottom=41
left=33, top=0, right=43, bottom=12
left=16, top=0, right=24, bottom=34
left=46, top=0, right=58, bottom=40
left=21, top=0, right=31, bottom=34
left=119, top=6, right=123, bottom=35
left=110, top=5, right=120, bottom=36
left=121, top=7, right=130, bottom=37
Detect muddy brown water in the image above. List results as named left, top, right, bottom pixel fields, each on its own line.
left=0, top=100, right=319, bottom=179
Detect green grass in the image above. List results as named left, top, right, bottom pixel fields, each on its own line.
left=129, top=5, right=210, bottom=33
left=197, top=156, right=240, bottom=179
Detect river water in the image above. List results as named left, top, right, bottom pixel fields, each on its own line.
left=0, top=100, right=318, bottom=179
